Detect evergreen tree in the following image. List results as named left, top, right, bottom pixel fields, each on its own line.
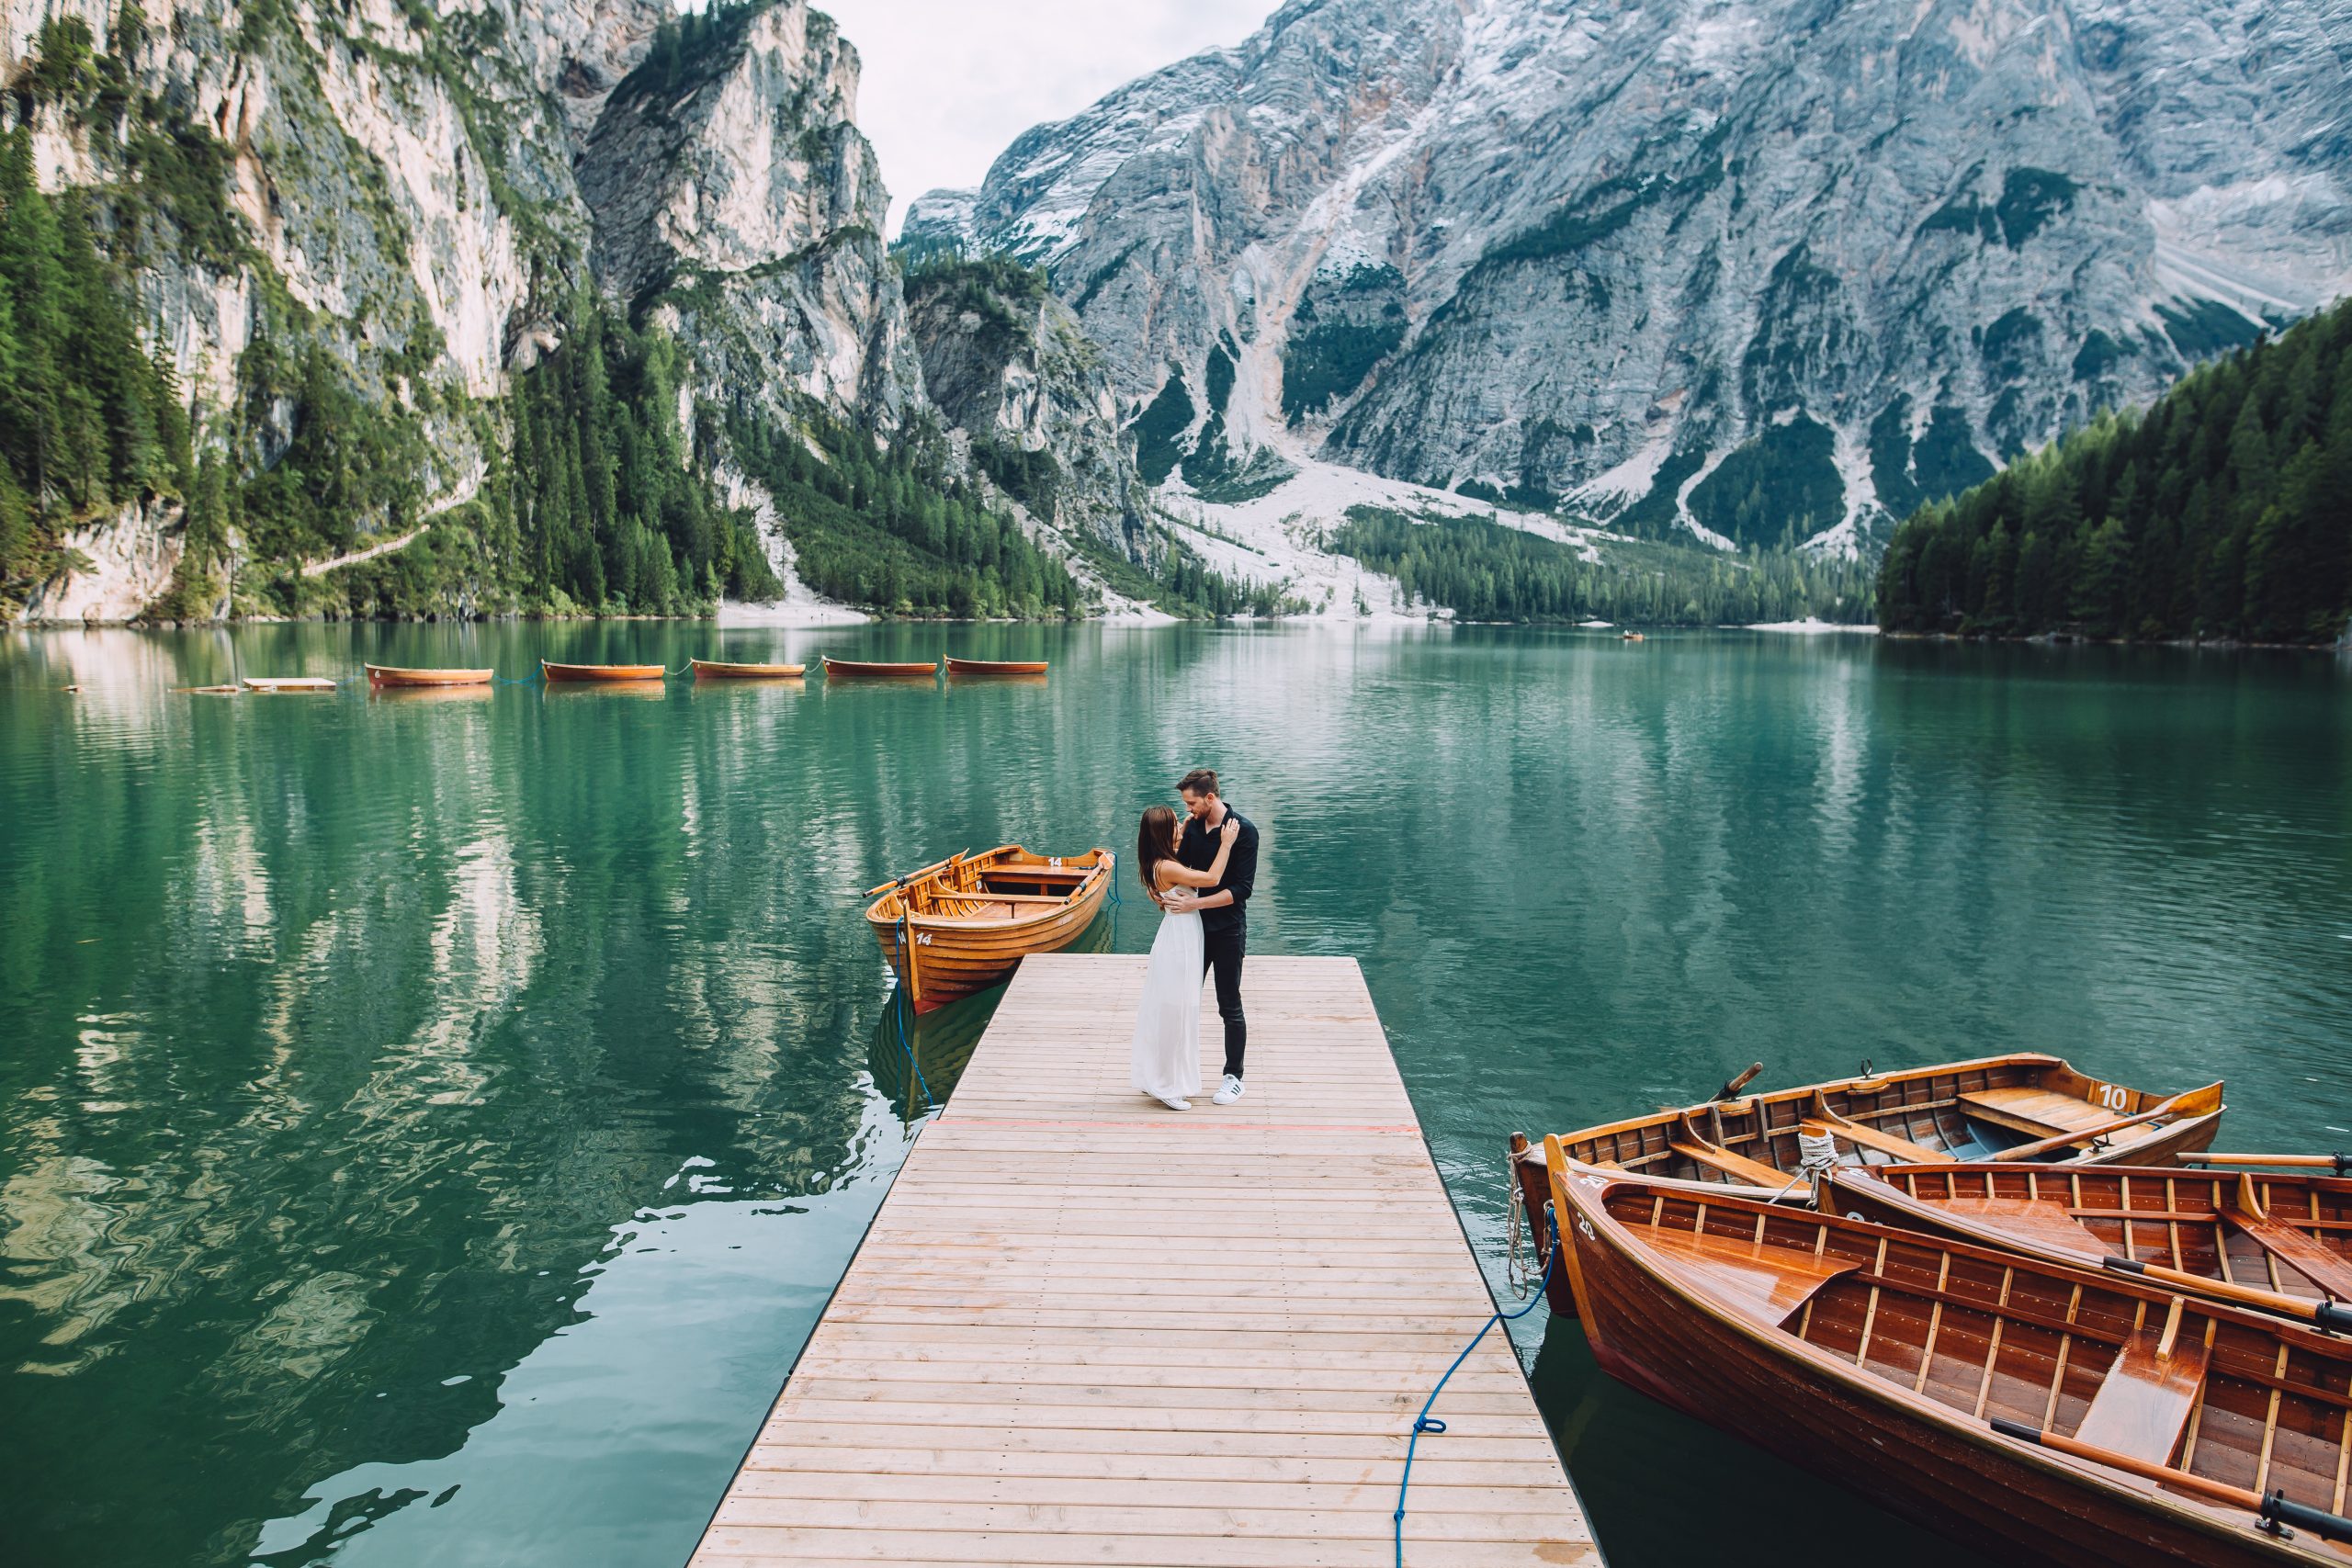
left=1880, top=297, right=2352, bottom=643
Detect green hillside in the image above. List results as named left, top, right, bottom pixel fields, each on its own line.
left=1878, top=298, right=2352, bottom=643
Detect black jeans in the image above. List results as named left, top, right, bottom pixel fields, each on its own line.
left=1201, top=923, right=1247, bottom=1079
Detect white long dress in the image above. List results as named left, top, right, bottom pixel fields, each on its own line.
left=1130, top=894, right=1204, bottom=1102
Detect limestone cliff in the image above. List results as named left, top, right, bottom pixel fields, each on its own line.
left=906, top=0, right=2352, bottom=557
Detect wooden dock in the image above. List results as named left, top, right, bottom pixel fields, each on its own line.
left=691, top=953, right=1598, bottom=1566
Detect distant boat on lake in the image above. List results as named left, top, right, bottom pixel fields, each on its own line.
left=691, top=659, right=805, bottom=679
left=823, top=657, right=938, bottom=679
left=945, top=657, right=1048, bottom=676
left=541, top=660, right=664, bottom=682
left=366, top=664, right=492, bottom=687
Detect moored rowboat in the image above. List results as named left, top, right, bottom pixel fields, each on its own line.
left=690, top=658, right=805, bottom=679
left=365, top=664, right=493, bottom=687
left=1513, top=1054, right=2225, bottom=1314
left=822, top=656, right=937, bottom=678
left=944, top=657, right=1048, bottom=675
left=864, top=845, right=1112, bottom=1013
left=541, top=660, right=664, bottom=681
left=1550, top=1159, right=2352, bottom=1567
left=242, top=676, right=337, bottom=692
left=1821, top=1161, right=2352, bottom=1327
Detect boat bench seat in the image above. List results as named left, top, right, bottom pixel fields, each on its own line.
left=1668, top=1138, right=1791, bottom=1190
left=1959, top=1087, right=2111, bottom=1138
left=1643, top=1224, right=1861, bottom=1321
left=2224, top=1209, right=2352, bottom=1299
left=2070, top=1320, right=2210, bottom=1465
left=1936, top=1198, right=2110, bottom=1264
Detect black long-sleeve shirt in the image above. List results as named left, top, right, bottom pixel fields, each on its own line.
left=1178, top=806, right=1258, bottom=934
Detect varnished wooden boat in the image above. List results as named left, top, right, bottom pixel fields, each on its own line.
left=945, top=657, right=1048, bottom=675
left=822, top=656, right=938, bottom=679
left=1550, top=1158, right=2352, bottom=1566
left=1822, top=1163, right=2352, bottom=1328
left=864, top=845, right=1113, bottom=1012
left=365, top=663, right=493, bottom=687
left=541, top=660, right=664, bottom=682
left=690, top=658, right=806, bottom=679
left=242, top=676, right=337, bottom=692
left=1513, top=1054, right=2224, bottom=1314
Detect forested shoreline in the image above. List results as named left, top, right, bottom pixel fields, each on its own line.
left=1327, top=506, right=1878, bottom=626
left=1878, top=298, right=2352, bottom=645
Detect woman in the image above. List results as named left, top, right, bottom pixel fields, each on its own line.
left=1129, top=803, right=1241, bottom=1110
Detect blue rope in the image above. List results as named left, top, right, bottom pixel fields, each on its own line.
left=1395, top=1211, right=1561, bottom=1566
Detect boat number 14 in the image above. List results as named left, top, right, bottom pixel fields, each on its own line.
left=2089, top=1082, right=2129, bottom=1111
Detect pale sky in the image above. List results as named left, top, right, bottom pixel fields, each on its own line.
left=810, top=0, right=1273, bottom=233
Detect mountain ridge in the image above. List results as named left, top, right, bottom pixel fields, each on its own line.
left=906, top=0, right=2352, bottom=558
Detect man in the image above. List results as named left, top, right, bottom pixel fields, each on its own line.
left=1172, top=767, right=1257, bottom=1105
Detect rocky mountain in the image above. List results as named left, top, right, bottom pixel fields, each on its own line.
left=905, top=0, right=2352, bottom=558
left=0, top=0, right=1147, bottom=623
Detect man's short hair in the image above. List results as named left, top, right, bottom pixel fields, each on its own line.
left=1177, top=768, right=1219, bottom=798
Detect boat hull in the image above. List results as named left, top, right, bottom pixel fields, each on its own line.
left=1552, top=1169, right=2338, bottom=1568
left=691, top=660, right=805, bottom=679
left=365, top=664, right=493, bottom=687
left=823, top=658, right=937, bottom=679
left=1823, top=1162, right=2352, bottom=1304
left=542, top=661, right=664, bottom=682
left=945, top=658, right=1048, bottom=675
left=865, top=847, right=1113, bottom=1012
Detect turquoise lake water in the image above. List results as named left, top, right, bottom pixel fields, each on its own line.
left=3, top=623, right=2348, bottom=1566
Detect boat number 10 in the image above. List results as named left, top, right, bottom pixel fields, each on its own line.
left=2088, top=1082, right=2130, bottom=1111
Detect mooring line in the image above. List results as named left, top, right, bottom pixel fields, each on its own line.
left=1395, top=1211, right=1559, bottom=1566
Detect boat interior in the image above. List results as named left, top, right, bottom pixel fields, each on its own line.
left=874, top=850, right=1103, bottom=923
left=1849, top=1166, right=2352, bottom=1303
left=1566, top=1057, right=2223, bottom=1185
left=1597, top=1181, right=2352, bottom=1531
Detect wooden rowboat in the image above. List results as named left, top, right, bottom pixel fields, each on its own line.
left=1512, top=1054, right=2224, bottom=1313
left=365, top=664, right=492, bottom=687
left=1549, top=1160, right=2352, bottom=1566
left=864, top=845, right=1113, bottom=1013
left=945, top=657, right=1048, bottom=675
left=1821, top=1162, right=2352, bottom=1328
left=541, top=660, right=664, bottom=682
left=242, top=676, right=336, bottom=692
left=691, top=658, right=806, bottom=679
left=822, top=656, right=938, bottom=679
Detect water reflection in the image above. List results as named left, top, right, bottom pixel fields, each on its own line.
left=1, top=625, right=2346, bottom=1568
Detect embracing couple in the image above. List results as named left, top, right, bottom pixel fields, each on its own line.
left=1129, top=768, right=1259, bottom=1111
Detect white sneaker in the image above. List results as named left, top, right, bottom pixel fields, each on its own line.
left=1155, top=1094, right=1192, bottom=1111
left=1213, top=1075, right=1244, bottom=1106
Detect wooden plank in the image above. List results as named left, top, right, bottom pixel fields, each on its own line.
left=688, top=954, right=1596, bottom=1566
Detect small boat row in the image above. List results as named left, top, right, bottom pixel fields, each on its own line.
left=1517, top=1058, right=2352, bottom=1563
left=863, top=844, right=1112, bottom=1012
left=351, top=657, right=1048, bottom=685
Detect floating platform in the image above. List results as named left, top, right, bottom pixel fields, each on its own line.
left=690, top=953, right=1597, bottom=1566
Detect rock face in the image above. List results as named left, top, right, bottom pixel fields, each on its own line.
left=905, top=0, right=2352, bottom=554
left=900, top=258, right=1146, bottom=551
left=577, top=0, right=925, bottom=432
left=0, top=0, right=923, bottom=619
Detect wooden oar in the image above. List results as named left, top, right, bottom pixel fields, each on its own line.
left=1712, top=1063, right=1763, bottom=1101
left=1985, top=1094, right=2187, bottom=1163
left=1991, top=1418, right=2352, bottom=1541
left=2101, top=1256, right=2352, bottom=1331
left=1806, top=1097, right=1954, bottom=1163
left=2183, top=1152, right=2352, bottom=1175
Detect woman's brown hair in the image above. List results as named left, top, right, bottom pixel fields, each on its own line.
left=1136, top=804, right=1180, bottom=904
